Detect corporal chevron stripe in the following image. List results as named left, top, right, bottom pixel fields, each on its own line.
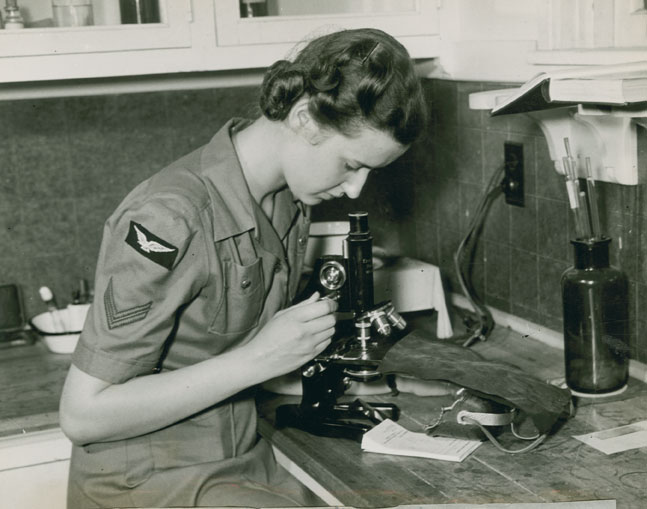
left=104, top=277, right=153, bottom=330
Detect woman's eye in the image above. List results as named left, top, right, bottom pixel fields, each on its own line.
left=344, top=162, right=358, bottom=171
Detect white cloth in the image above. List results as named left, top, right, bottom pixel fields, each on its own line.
left=373, top=257, right=453, bottom=339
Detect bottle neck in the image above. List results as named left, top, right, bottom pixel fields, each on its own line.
left=571, top=237, right=611, bottom=269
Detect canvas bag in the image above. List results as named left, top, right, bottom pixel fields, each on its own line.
left=380, top=330, right=574, bottom=453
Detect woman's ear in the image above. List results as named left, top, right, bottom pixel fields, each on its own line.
left=287, top=97, right=326, bottom=145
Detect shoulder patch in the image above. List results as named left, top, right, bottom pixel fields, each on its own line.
left=125, top=221, right=179, bottom=271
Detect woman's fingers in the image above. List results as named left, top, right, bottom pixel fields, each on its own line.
left=286, top=295, right=338, bottom=322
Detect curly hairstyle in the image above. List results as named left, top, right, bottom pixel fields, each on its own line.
left=259, top=28, right=426, bottom=146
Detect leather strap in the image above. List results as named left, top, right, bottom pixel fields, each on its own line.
left=457, top=409, right=514, bottom=427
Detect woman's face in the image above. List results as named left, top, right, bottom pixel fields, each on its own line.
left=282, top=124, right=408, bottom=206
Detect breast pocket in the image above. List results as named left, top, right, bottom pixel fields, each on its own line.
left=209, top=258, right=264, bottom=336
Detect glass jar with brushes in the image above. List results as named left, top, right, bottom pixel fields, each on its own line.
left=561, top=236, right=630, bottom=397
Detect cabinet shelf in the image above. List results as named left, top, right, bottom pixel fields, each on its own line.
left=469, top=62, right=647, bottom=185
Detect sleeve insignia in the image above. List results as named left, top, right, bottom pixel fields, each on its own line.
left=125, top=221, right=179, bottom=271
left=104, top=277, right=153, bottom=330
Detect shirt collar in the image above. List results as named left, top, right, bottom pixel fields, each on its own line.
left=200, top=118, right=304, bottom=243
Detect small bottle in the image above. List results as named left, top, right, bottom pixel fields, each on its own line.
left=561, top=237, right=630, bottom=396
left=4, top=0, right=24, bottom=29
left=39, top=286, right=59, bottom=311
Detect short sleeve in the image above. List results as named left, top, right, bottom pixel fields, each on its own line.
left=72, top=194, right=208, bottom=383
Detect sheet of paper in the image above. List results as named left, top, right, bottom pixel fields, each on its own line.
left=394, top=502, right=615, bottom=508
left=361, top=419, right=481, bottom=462
left=573, top=419, right=647, bottom=454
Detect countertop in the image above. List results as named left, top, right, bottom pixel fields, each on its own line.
left=2, top=316, right=647, bottom=508
left=257, top=316, right=647, bottom=509
left=0, top=338, right=70, bottom=437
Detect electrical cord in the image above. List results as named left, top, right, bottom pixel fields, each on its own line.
left=462, top=416, right=547, bottom=454
left=453, top=164, right=506, bottom=347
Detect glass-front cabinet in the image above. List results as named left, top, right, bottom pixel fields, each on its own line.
left=0, top=0, right=193, bottom=57
left=214, top=0, right=440, bottom=58
left=0, top=0, right=440, bottom=83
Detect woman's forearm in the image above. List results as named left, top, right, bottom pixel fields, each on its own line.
left=60, top=345, right=270, bottom=445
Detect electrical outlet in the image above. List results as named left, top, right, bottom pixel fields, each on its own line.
left=503, top=142, right=524, bottom=207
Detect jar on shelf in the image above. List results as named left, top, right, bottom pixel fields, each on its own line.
left=52, top=0, right=93, bottom=27
left=561, top=237, right=630, bottom=396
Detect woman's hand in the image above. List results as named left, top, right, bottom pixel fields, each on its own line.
left=244, top=292, right=338, bottom=378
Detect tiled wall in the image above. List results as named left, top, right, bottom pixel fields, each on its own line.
left=317, top=79, right=647, bottom=364
left=0, top=87, right=261, bottom=317
left=416, top=80, right=647, bottom=364
left=1, top=80, right=645, bottom=363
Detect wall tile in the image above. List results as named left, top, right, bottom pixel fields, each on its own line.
left=482, top=195, right=510, bottom=245
left=413, top=216, right=438, bottom=264
left=484, top=240, right=510, bottom=301
left=431, top=80, right=457, bottom=128
left=22, top=198, right=78, bottom=256
left=432, top=123, right=458, bottom=181
left=537, top=255, right=569, bottom=324
left=509, top=248, right=538, bottom=311
left=0, top=194, right=26, bottom=262
left=482, top=130, right=506, bottom=178
left=458, top=181, right=484, bottom=234
left=536, top=197, right=569, bottom=262
left=14, top=133, right=74, bottom=201
left=455, top=127, right=483, bottom=184
left=510, top=194, right=538, bottom=253
left=9, top=99, right=68, bottom=137
left=434, top=179, right=461, bottom=233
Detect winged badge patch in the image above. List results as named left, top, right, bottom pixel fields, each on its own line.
left=125, top=221, right=179, bottom=270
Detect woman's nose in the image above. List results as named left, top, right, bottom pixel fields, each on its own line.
left=342, top=168, right=370, bottom=199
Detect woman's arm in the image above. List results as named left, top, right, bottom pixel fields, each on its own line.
left=60, top=293, right=336, bottom=445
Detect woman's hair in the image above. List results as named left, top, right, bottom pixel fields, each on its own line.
left=259, top=28, right=426, bottom=146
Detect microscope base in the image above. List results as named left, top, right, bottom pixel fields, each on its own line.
left=276, top=400, right=399, bottom=442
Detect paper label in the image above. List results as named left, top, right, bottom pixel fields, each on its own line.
left=361, top=419, right=481, bottom=462
left=573, top=419, right=647, bottom=455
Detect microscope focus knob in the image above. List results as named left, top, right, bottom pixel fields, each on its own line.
left=319, top=260, right=347, bottom=291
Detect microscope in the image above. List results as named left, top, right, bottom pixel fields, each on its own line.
left=276, top=212, right=407, bottom=441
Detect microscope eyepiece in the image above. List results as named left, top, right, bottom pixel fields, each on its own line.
left=348, top=211, right=369, bottom=236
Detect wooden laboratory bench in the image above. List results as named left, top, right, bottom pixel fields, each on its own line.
left=2, top=316, right=646, bottom=508
left=0, top=337, right=70, bottom=437
left=257, top=320, right=647, bottom=509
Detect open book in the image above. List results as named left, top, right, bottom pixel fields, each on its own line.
left=361, top=419, right=481, bottom=462
left=492, top=61, right=647, bottom=116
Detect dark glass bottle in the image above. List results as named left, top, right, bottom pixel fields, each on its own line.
left=561, top=237, right=630, bottom=395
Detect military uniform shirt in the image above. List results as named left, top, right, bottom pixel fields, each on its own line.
left=73, top=118, right=310, bottom=381
left=66, top=118, right=313, bottom=509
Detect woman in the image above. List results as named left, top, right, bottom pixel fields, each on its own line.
left=59, top=27, right=426, bottom=508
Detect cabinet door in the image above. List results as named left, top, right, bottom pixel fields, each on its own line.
left=533, top=0, right=647, bottom=64
left=0, top=429, right=71, bottom=509
left=0, top=0, right=192, bottom=58
left=0, top=460, right=69, bottom=509
left=213, top=0, right=440, bottom=58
